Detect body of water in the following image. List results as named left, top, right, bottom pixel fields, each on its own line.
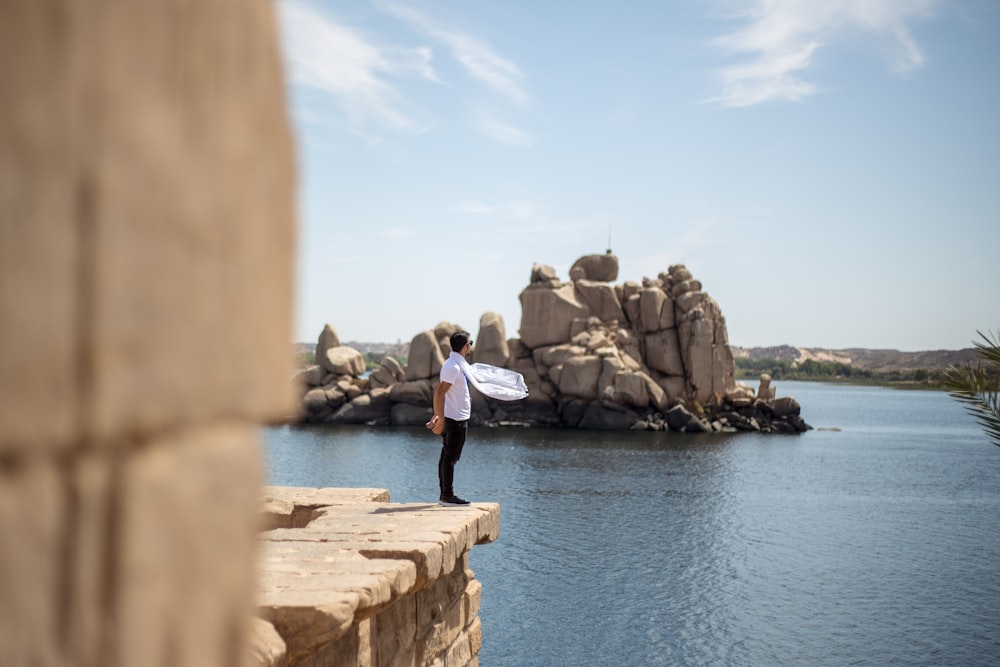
left=263, top=382, right=1000, bottom=666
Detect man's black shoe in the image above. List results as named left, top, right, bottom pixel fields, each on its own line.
left=439, top=495, right=470, bottom=506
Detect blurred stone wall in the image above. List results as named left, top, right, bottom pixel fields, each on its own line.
left=1, top=1, right=296, bottom=665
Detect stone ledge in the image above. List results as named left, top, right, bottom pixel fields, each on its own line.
left=260, top=486, right=391, bottom=530
left=255, top=487, right=499, bottom=666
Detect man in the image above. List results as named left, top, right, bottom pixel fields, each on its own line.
left=427, top=331, right=475, bottom=506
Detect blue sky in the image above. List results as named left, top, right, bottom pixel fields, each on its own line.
left=276, top=0, right=999, bottom=351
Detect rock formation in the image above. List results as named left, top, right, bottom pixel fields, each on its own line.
left=295, top=257, right=810, bottom=434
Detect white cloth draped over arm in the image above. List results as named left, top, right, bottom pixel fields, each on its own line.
left=456, top=356, right=529, bottom=401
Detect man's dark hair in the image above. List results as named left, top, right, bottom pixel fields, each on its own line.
left=450, top=331, right=472, bottom=352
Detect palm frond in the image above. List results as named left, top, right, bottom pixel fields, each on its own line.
left=944, top=329, right=1000, bottom=447
left=973, top=330, right=1000, bottom=367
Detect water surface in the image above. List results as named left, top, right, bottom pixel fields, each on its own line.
left=263, top=382, right=1000, bottom=666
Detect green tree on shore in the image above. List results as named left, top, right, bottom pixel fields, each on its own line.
left=944, top=330, right=1000, bottom=447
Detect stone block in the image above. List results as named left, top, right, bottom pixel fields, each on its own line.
left=1, top=0, right=297, bottom=450
left=247, top=618, right=286, bottom=667
left=444, top=631, right=472, bottom=667
left=420, top=595, right=465, bottom=666
left=373, top=594, right=418, bottom=667
left=463, top=580, right=483, bottom=621
left=0, top=0, right=78, bottom=453
left=0, top=461, right=64, bottom=666
left=467, top=617, right=483, bottom=659
left=114, top=424, right=262, bottom=667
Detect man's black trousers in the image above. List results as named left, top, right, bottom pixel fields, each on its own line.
left=438, top=417, right=468, bottom=498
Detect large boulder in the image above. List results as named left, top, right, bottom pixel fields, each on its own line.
left=677, top=300, right=735, bottom=403
left=389, top=379, right=434, bottom=406
left=321, top=346, right=365, bottom=377
left=644, top=329, right=685, bottom=376
left=368, top=365, right=397, bottom=389
left=770, top=396, right=801, bottom=417
left=533, top=344, right=586, bottom=369
left=518, top=282, right=591, bottom=349
left=555, top=356, right=602, bottom=400
left=639, top=287, right=675, bottom=332
left=574, top=280, right=626, bottom=325
left=329, top=389, right=391, bottom=425
left=382, top=356, right=405, bottom=381
left=657, top=375, right=688, bottom=401
left=529, top=262, right=562, bottom=288
left=405, top=330, right=445, bottom=381
left=369, top=355, right=405, bottom=389
left=473, top=311, right=510, bottom=367
left=569, top=253, right=619, bottom=282
left=316, top=324, right=340, bottom=363
left=611, top=371, right=649, bottom=408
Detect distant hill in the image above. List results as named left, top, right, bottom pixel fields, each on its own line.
left=732, top=345, right=978, bottom=372
left=298, top=341, right=977, bottom=372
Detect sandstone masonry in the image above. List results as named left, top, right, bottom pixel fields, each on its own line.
left=254, top=487, right=499, bottom=667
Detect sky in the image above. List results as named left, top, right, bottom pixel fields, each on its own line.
left=275, top=0, right=999, bottom=351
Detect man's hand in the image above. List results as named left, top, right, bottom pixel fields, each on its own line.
left=426, top=414, right=445, bottom=435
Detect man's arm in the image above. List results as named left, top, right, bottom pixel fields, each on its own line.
left=427, top=381, right=451, bottom=435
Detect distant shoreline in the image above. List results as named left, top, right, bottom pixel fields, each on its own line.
left=295, top=341, right=977, bottom=372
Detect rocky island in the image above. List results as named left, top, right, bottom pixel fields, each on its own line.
left=295, top=254, right=809, bottom=434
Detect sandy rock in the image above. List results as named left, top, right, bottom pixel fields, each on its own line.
left=322, top=346, right=365, bottom=377
left=330, top=391, right=391, bottom=425
left=382, top=356, right=405, bottom=382
left=769, top=396, right=801, bottom=417
left=569, top=253, right=619, bottom=282
left=518, top=283, right=591, bottom=349
left=389, top=379, right=435, bottom=406
left=638, top=288, right=668, bottom=333
left=317, top=324, right=341, bottom=364
left=612, top=371, right=650, bottom=408
left=657, top=375, right=688, bottom=401
left=556, top=356, right=602, bottom=400
left=473, top=311, right=510, bottom=367
left=644, top=329, right=685, bottom=376
left=405, top=330, right=445, bottom=381
left=574, top=280, right=626, bottom=325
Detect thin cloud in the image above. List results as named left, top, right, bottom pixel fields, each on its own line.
left=379, top=2, right=532, bottom=108
left=278, top=0, right=532, bottom=146
left=277, top=0, right=432, bottom=131
left=707, top=0, right=940, bottom=107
